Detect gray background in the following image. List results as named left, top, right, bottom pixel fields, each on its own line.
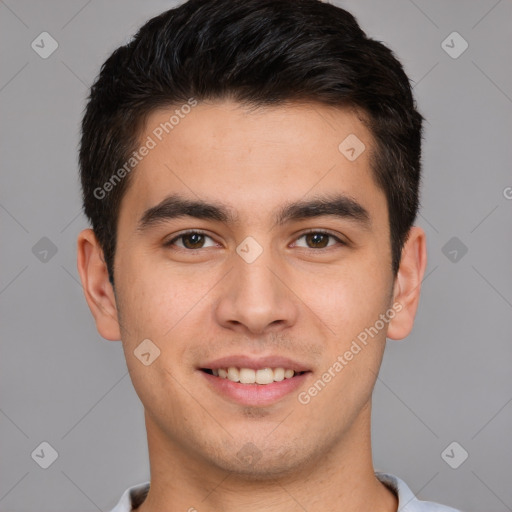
left=1, top=0, right=511, bottom=510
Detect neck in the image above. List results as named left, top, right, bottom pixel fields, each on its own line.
left=136, top=402, right=397, bottom=512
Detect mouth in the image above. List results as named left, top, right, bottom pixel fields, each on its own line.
left=198, top=357, right=312, bottom=406
left=200, top=367, right=308, bottom=385
left=200, top=366, right=307, bottom=386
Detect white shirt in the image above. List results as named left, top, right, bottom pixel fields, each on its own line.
left=108, top=472, right=462, bottom=511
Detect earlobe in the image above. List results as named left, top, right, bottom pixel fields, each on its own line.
left=77, top=228, right=122, bottom=341
left=386, top=226, right=427, bottom=341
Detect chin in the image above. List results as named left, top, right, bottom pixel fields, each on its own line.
left=209, top=441, right=315, bottom=481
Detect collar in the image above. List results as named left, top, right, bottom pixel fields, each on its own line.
left=110, top=472, right=461, bottom=512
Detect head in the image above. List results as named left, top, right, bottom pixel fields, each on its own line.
left=80, top=0, right=423, bottom=286
left=77, top=0, right=426, bottom=481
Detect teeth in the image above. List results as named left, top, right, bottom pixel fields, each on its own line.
left=239, top=368, right=256, bottom=384
left=273, top=368, right=285, bottom=381
left=227, top=367, right=240, bottom=382
left=214, top=367, right=299, bottom=384
left=255, top=368, right=274, bottom=385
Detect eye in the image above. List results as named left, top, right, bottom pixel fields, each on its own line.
left=163, top=229, right=346, bottom=251
left=164, top=230, right=218, bottom=250
left=293, top=230, right=345, bottom=250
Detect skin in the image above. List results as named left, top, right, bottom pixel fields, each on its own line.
left=77, top=100, right=427, bottom=512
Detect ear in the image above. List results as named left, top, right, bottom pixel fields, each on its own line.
left=386, top=226, right=427, bottom=340
left=77, top=228, right=121, bottom=341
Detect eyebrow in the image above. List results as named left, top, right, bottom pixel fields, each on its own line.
left=137, top=193, right=372, bottom=232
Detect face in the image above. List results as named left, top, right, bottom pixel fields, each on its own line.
left=85, top=100, right=410, bottom=479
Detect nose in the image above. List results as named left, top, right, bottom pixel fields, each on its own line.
left=213, top=241, right=299, bottom=336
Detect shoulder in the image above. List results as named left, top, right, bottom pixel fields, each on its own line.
left=375, top=472, right=463, bottom=512
left=108, top=481, right=150, bottom=512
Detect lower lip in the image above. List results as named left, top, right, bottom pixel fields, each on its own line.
left=200, top=370, right=310, bottom=406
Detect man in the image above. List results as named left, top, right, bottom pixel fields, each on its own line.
left=76, top=0, right=462, bottom=510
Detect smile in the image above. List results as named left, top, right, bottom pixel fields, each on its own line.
left=199, top=368, right=311, bottom=407
left=201, top=367, right=306, bottom=385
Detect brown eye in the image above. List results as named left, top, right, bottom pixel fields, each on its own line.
left=164, top=231, right=217, bottom=250
left=294, top=231, right=344, bottom=250
left=181, top=233, right=205, bottom=249
left=305, top=232, right=329, bottom=248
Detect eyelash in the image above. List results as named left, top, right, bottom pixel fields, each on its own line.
left=164, top=229, right=346, bottom=251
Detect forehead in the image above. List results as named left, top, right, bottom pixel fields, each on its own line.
left=120, top=99, right=387, bottom=229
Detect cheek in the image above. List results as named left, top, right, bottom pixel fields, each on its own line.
left=115, top=269, right=200, bottom=421
left=125, top=356, right=197, bottom=441
left=299, top=258, right=391, bottom=339
left=116, top=246, right=173, bottom=327
left=115, top=252, right=218, bottom=359
left=302, top=270, right=391, bottom=420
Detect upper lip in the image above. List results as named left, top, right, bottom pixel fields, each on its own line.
left=199, top=355, right=311, bottom=373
